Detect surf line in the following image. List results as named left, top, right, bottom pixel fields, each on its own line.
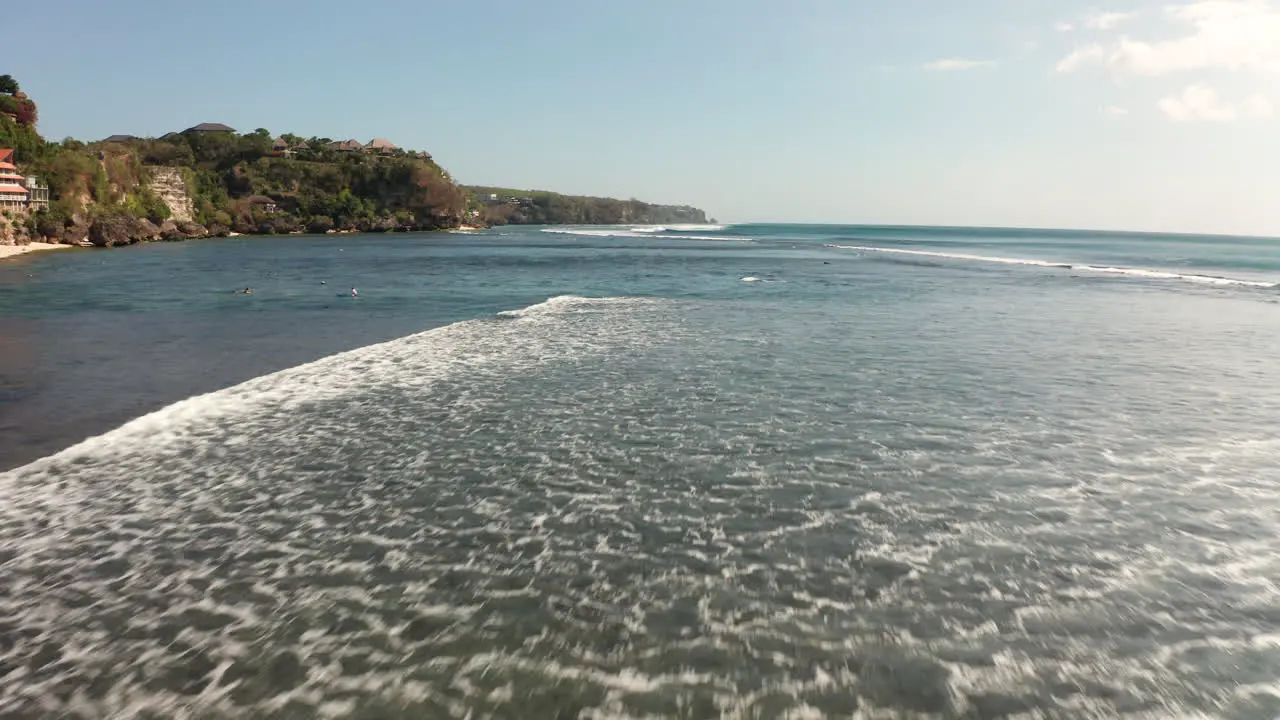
left=825, top=244, right=1276, bottom=288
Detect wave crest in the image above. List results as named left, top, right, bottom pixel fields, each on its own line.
left=826, top=244, right=1277, bottom=289
left=2, top=295, right=667, bottom=478
left=542, top=228, right=743, bottom=242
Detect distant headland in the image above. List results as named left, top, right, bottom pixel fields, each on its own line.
left=0, top=75, right=707, bottom=251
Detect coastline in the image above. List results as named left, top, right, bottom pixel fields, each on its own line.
left=0, top=242, right=74, bottom=262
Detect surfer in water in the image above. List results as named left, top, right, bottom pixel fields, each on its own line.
left=350, top=287, right=358, bottom=297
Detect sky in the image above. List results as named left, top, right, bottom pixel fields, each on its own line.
left=7, top=0, right=1280, bottom=236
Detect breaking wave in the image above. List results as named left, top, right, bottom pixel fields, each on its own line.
left=542, top=227, right=742, bottom=242
left=826, top=243, right=1278, bottom=288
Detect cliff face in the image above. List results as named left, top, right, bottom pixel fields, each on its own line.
left=3, top=76, right=706, bottom=251
left=466, top=186, right=709, bottom=227
left=0, top=213, right=30, bottom=246
left=149, top=167, right=194, bottom=223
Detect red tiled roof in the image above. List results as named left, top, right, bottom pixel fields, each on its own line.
left=0, top=184, right=29, bottom=195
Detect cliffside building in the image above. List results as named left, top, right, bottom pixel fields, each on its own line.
left=0, top=149, right=29, bottom=212
left=272, top=137, right=296, bottom=158
left=365, top=138, right=399, bottom=154
left=248, top=195, right=278, bottom=213
left=183, top=123, right=237, bottom=134
left=0, top=149, right=51, bottom=214
left=25, top=175, right=49, bottom=211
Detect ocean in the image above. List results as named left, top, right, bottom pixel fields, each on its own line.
left=1, top=224, right=1279, bottom=718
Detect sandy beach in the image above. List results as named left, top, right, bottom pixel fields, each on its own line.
left=0, top=242, right=73, bottom=262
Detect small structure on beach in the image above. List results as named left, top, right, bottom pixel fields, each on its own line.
left=330, top=139, right=364, bottom=152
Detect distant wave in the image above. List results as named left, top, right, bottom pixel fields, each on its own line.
left=667, top=224, right=726, bottom=232
left=826, top=244, right=1277, bottom=289
left=542, top=228, right=745, bottom=242
left=628, top=224, right=726, bottom=233
left=1074, top=265, right=1276, bottom=288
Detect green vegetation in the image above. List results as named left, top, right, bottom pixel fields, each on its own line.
left=0, top=116, right=47, bottom=165
left=1, top=74, right=707, bottom=248
left=87, top=130, right=465, bottom=236
left=466, top=186, right=707, bottom=226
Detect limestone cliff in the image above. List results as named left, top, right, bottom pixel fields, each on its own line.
left=148, top=167, right=194, bottom=223
left=0, top=213, right=30, bottom=246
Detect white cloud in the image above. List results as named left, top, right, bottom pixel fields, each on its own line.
left=924, top=58, right=996, bottom=71
left=1103, top=105, right=1131, bottom=116
left=1056, top=44, right=1106, bottom=73
left=1243, top=93, right=1275, bottom=115
left=1056, top=0, right=1280, bottom=75
left=1056, top=21, right=1076, bottom=32
left=1086, top=11, right=1137, bottom=30
left=1158, top=83, right=1274, bottom=120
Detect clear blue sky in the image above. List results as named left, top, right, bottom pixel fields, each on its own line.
left=9, top=0, right=1280, bottom=235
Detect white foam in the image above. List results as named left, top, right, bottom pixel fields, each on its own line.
left=827, top=244, right=1075, bottom=269
left=825, top=244, right=1278, bottom=288
left=541, top=228, right=622, bottom=238
left=541, top=228, right=745, bottom=242
left=0, top=294, right=665, bottom=479
left=628, top=224, right=725, bottom=233
left=495, top=294, right=648, bottom=318
left=1076, top=264, right=1276, bottom=287
left=666, top=224, right=725, bottom=232
left=742, top=276, right=761, bottom=283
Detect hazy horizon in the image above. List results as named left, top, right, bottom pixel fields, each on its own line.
left=9, top=0, right=1280, bottom=237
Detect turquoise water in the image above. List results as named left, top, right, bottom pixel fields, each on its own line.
left=1, top=224, right=1280, bottom=718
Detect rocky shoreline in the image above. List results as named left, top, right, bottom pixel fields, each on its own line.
left=0, top=212, right=478, bottom=252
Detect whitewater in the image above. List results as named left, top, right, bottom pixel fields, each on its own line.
left=2, top=225, right=1279, bottom=718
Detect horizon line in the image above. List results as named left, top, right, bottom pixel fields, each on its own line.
left=705, top=221, right=1280, bottom=242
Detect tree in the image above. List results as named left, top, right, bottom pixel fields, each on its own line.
left=0, top=116, right=45, bottom=163
left=0, top=75, right=17, bottom=95
left=13, top=97, right=36, bottom=127
left=237, top=131, right=272, bottom=160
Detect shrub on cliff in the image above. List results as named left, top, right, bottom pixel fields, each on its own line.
left=306, top=216, right=334, bottom=233
left=139, top=139, right=195, bottom=167
left=125, top=187, right=171, bottom=224
left=0, top=116, right=45, bottom=163
left=0, top=90, right=38, bottom=129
